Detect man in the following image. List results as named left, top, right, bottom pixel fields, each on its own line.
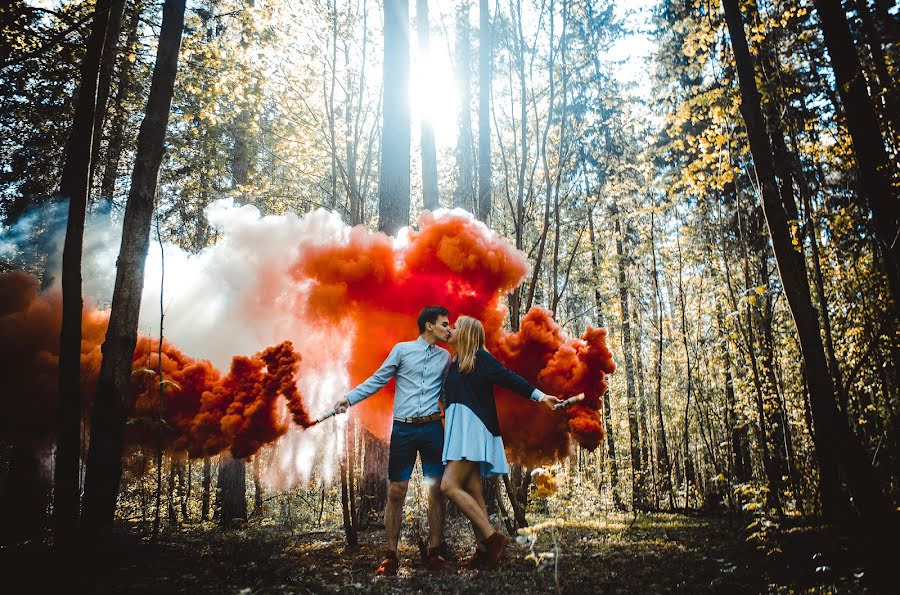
left=332, top=305, right=452, bottom=576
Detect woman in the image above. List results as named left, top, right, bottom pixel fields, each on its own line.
left=440, top=316, right=561, bottom=570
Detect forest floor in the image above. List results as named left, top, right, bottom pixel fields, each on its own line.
left=8, top=512, right=870, bottom=594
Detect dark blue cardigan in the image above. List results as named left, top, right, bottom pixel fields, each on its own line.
left=443, top=348, right=537, bottom=437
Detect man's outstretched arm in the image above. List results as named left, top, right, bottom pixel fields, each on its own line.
left=332, top=344, right=401, bottom=413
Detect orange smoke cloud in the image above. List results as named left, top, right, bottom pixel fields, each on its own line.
left=291, top=210, right=616, bottom=465
left=3, top=206, right=615, bottom=468
left=492, top=308, right=616, bottom=464
left=179, top=341, right=307, bottom=458
left=0, top=271, right=109, bottom=444
left=0, top=272, right=310, bottom=459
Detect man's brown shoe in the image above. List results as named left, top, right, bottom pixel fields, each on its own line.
left=459, top=547, right=487, bottom=570
left=375, top=550, right=399, bottom=576
left=425, top=547, right=452, bottom=572
left=481, top=532, right=509, bottom=570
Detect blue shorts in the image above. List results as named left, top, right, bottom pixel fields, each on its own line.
left=388, top=419, right=445, bottom=481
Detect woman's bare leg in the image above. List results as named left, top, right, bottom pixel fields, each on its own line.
left=441, top=461, right=493, bottom=540
left=466, top=470, right=490, bottom=547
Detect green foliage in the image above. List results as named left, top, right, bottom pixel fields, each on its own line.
left=0, top=0, right=88, bottom=222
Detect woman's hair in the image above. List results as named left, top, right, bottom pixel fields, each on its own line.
left=454, top=316, right=485, bottom=374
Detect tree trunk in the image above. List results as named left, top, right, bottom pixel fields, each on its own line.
left=99, top=0, right=144, bottom=204
left=614, top=214, right=643, bottom=510
left=341, top=420, right=358, bottom=545
left=507, top=0, right=529, bottom=330
left=81, top=0, right=187, bottom=532
left=379, top=0, right=411, bottom=235
left=252, top=454, right=264, bottom=516
left=201, top=457, right=212, bottom=521
left=216, top=453, right=248, bottom=526
left=454, top=2, right=475, bottom=211
left=602, top=390, right=623, bottom=509
left=649, top=211, right=675, bottom=509
left=54, top=0, right=115, bottom=543
left=634, top=308, right=652, bottom=493
left=812, top=0, right=900, bottom=310
left=589, top=213, right=622, bottom=507
left=722, top=330, right=749, bottom=484
left=852, top=0, right=900, bottom=152
left=723, top=0, right=895, bottom=579
left=673, top=212, right=695, bottom=509
left=502, top=473, right=526, bottom=528
left=357, top=428, right=389, bottom=528
left=736, top=205, right=781, bottom=511
left=348, top=418, right=358, bottom=527
left=526, top=0, right=557, bottom=314
left=416, top=0, right=439, bottom=211
left=476, top=0, right=492, bottom=222
left=361, top=0, right=411, bottom=522
left=89, top=0, right=127, bottom=191
left=181, top=458, right=190, bottom=521
left=167, top=457, right=178, bottom=526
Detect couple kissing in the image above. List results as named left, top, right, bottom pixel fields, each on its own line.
left=331, top=306, right=561, bottom=576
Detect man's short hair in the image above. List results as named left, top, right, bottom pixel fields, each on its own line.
left=417, top=305, right=450, bottom=333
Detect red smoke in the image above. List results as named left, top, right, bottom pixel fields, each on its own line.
left=493, top=309, right=616, bottom=464
left=0, top=271, right=310, bottom=458
left=0, top=271, right=108, bottom=444
left=291, top=209, right=616, bottom=465
left=176, top=341, right=309, bottom=458
left=3, top=207, right=614, bottom=467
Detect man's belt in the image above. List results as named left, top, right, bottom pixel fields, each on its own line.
left=393, top=412, right=443, bottom=425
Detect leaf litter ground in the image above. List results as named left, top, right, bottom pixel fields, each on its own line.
left=6, top=512, right=867, bottom=593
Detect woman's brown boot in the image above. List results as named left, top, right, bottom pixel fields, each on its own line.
left=481, top=532, right=509, bottom=570
left=459, top=547, right=487, bottom=570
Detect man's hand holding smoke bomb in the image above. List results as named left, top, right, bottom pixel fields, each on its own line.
left=311, top=397, right=350, bottom=425
left=333, top=397, right=350, bottom=415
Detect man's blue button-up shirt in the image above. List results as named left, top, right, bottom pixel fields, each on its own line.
left=346, top=336, right=451, bottom=418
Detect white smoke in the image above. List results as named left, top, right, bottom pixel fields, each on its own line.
left=134, top=200, right=356, bottom=487
left=2, top=198, right=362, bottom=488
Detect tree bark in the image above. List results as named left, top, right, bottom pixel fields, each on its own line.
left=476, top=0, right=492, bottom=222
left=341, top=419, right=358, bottom=545
left=201, top=457, right=212, bottom=521
left=416, top=0, right=439, bottom=211
left=166, top=457, right=178, bottom=526
left=99, top=0, right=144, bottom=204
left=723, top=0, right=895, bottom=578
left=852, top=0, right=900, bottom=151
left=649, top=211, right=675, bottom=509
left=379, top=0, right=411, bottom=235
left=614, top=214, right=643, bottom=510
left=812, top=0, right=900, bottom=310
left=81, top=0, right=187, bottom=532
left=673, top=213, right=694, bottom=508
left=589, top=213, right=622, bottom=508
left=507, top=0, right=529, bottom=330
left=252, top=454, right=264, bottom=516
left=54, top=0, right=115, bottom=543
left=357, top=428, right=389, bottom=527
left=216, top=453, right=248, bottom=526
left=454, top=2, right=475, bottom=211
left=89, top=0, right=127, bottom=191
left=736, top=205, right=781, bottom=511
